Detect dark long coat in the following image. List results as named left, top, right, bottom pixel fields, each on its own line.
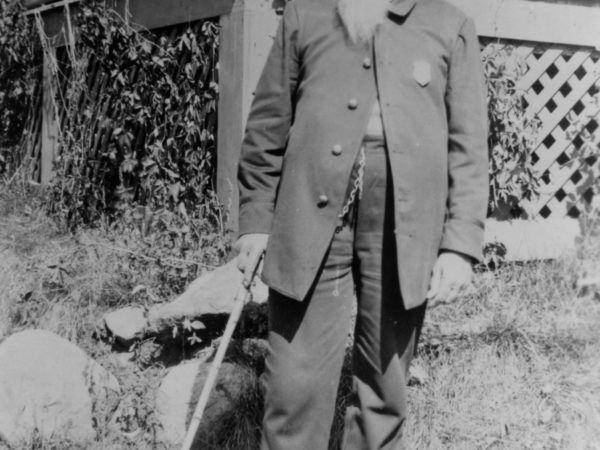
left=237, top=0, right=489, bottom=309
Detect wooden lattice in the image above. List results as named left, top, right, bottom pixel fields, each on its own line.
left=484, top=40, right=600, bottom=219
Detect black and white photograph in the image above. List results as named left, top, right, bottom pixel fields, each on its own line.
left=0, top=0, right=599, bottom=448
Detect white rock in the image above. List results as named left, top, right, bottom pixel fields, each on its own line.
left=148, top=257, right=268, bottom=330
left=104, top=306, right=147, bottom=344
left=0, top=329, right=121, bottom=446
left=111, top=351, right=136, bottom=369
left=408, top=362, right=429, bottom=386
left=155, top=359, right=254, bottom=446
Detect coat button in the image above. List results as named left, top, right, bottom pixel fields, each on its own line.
left=317, top=195, right=329, bottom=207
left=363, top=57, right=372, bottom=69
left=348, top=98, right=358, bottom=109
left=332, top=144, right=342, bottom=155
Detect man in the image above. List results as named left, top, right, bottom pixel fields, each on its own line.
left=234, top=0, right=488, bottom=448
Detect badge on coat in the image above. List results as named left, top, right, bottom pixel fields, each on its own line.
left=412, top=60, right=431, bottom=87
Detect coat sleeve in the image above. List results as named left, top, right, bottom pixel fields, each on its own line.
left=439, top=17, right=489, bottom=262
left=237, top=2, right=301, bottom=237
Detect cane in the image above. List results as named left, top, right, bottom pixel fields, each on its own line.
left=181, top=253, right=264, bottom=450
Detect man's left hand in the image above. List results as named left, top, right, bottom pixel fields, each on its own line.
left=426, top=251, right=473, bottom=308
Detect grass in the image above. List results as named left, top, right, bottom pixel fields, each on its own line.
left=1, top=174, right=599, bottom=449
left=405, top=240, right=600, bottom=449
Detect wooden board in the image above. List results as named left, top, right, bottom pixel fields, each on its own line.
left=484, top=218, right=580, bottom=261
left=40, top=47, right=58, bottom=185
left=450, top=0, right=600, bottom=48
left=216, top=0, right=283, bottom=231
left=35, top=0, right=235, bottom=45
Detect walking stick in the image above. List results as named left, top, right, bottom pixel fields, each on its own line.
left=181, top=254, right=264, bottom=450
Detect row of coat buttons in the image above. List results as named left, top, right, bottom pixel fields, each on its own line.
left=318, top=144, right=343, bottom=206
left=320, top=57, right=371, bottom=206
left=347, top=59, right=370, bottom=111
left=347, top=59, right=370, bottom=110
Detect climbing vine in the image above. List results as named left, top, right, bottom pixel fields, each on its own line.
left=44, top=2, right=220, bottom=229
left=482, top=42, right=541, bottom=219
left=0, top=0, right=41, bottom=175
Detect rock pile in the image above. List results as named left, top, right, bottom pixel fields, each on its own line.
left=0, top=257, right=269, bottom=447
left=0, top=254, right=437, bottom=447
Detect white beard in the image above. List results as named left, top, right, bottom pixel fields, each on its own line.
left=337, top=0, right=390, bottom=47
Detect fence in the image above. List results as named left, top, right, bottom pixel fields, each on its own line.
left=25, top=0, right=600, bottom=227
left=458, top=0, right=600, bottom=220
left=514, top=42, right=599, bottom=218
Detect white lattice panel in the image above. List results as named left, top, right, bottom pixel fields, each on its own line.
left=485, top=40, right=600, bottom=219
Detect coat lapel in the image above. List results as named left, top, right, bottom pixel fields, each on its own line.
left=388, top=0, right=417, bottom=17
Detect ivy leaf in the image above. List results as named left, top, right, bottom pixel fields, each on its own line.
left=187, top=333, right=202, bottom=345
left=140, top=40, right=152, bottom=54
left=131, top=285, right=146, bottom=294
left=190, top=320, right=205, bottom=330
left=169, top=182, right=180, bottom=201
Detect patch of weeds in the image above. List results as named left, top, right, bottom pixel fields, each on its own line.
left=8, top=290, right=51, bottom=330
left=99, top=360, right=167, bottom=450
left=12, top=432, right=87, bottom=450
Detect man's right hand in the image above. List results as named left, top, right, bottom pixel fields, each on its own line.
left=233, top=233, right=269, bottom=287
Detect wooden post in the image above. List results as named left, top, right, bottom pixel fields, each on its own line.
left=216, top=0, right=282, bottom=231
left=40, top=46, right=59, bottom=185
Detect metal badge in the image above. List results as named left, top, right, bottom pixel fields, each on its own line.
left=412, top=60, right=431, bottom=87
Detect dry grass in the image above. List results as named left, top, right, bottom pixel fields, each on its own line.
left=405, top=236, right=600, bottom=450
left=0, top=179, right=173, bottom=450
left=1, top=176, right=599, bottom=449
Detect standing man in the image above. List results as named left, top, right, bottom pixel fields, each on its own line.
left=234, top=0, right=488, bottom=448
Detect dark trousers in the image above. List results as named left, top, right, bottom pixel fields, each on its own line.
left=261, top=140, right=426, bottom=450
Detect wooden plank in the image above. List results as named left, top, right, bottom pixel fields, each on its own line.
left=449, top=0, right=600, bottom=48
left=40, top=47, right=59, bottom=185
left=216, top=0, right=282, bottom=231
left=23, top=0, right=61, bottom=10
left=484, top=218, right=580, bottom=260
left=37, top=0, right=235, bottom=44
left=216, top=2, right=245, bottom=229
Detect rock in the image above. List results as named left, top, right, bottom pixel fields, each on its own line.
left=0, top=329, right=121, bottom=447
left=408, top=361, right=429, bottom=386
left=155, top=359, right=255, bottom=446
left=104, top=306, right=147, bottom=345
left=148, top=257, right=269, bottom=331
left=111, top=351, right=136, bottom=369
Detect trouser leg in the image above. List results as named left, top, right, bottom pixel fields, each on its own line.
left=343, top=141, right=426, bottom=450
left=261, top=225, right=355, bottom=450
